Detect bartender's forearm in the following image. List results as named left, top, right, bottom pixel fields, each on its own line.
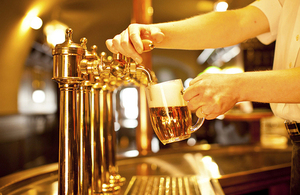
left=236, top=67, right=300, bottom=103
left=153, top=5, right=269, bottom=50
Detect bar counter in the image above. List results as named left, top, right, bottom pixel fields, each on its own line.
left=0, top=144, right=291, bottom=194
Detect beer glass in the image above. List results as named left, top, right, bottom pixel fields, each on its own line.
left=145, top=79, right=205, bottom=145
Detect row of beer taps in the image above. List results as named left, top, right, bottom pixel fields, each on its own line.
left=52, top=28, right=156, bottom=195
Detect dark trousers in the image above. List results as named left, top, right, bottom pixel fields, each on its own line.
left=291, top=141, right=300, bottom=195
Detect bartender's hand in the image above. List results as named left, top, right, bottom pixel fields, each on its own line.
left=183, top=73, right=239, bottom=120
left=106, top=24, right=165, bottom=64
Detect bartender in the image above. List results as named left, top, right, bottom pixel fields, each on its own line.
left=106, top=0, right=300, bottom=194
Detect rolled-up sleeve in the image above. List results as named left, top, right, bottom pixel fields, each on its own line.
left=250, top=0, right=282, bottom=44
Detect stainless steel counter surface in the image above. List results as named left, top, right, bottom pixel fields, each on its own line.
left=0, top=144, right=292, bottom=194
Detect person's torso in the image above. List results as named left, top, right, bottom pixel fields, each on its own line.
left=271, top=0, right=300, bottom=122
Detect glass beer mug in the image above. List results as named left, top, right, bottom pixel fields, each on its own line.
left=145, top=79, right=205, bottom=145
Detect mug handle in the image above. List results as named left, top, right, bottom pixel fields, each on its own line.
left=189, top=117, right=205, bottom=133
left=181, top=89, right=205, bottom=133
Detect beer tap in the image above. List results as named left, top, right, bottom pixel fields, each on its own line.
left=79, top=42, right=123, bottom=194
left=78, top=38, right=99, bottom=195
left=81, top=41, right=128, bottom=194
left=53, top=28, right=84, bottom=195
left=94, top=54, right=126, bottom=189
left=53, top=28, right=156, bottom=195
left=110, top=52, right=156, bottom=85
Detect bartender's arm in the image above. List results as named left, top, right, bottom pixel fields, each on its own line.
left=106, top=5, right=269, bottom=64
left=183, top=68, right=300, bottom=120
left=106, top=4, right=300, bottom=120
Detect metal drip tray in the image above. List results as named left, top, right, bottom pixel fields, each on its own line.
left=0, top=174, right=222, bottom=195
left=0, top=171, right=223, bottom=195
left=124, top=175, right=223, bottom=195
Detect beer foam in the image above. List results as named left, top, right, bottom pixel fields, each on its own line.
left=146, top=79, right=187, bottom=107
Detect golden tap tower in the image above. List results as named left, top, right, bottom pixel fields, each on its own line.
left=53, top=28, right=155, bottom=195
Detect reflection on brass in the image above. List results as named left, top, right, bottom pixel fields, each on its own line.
left=52, top=28, right=156, bottom=195
left=142, top=40, right=154, bottom=52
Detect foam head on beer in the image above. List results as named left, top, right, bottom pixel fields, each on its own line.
left=146, top=79, right=187, bottom=108
left=146, top=79, right=205, bottom=144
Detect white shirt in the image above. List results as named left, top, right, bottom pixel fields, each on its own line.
left=251, top=0, right=300, bottom=122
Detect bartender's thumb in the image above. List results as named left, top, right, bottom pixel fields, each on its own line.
left=150, top=29, right=165, bottom=44
left=152, top=32, right=165, bottom=44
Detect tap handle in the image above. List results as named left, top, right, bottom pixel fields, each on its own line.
left=142, top=40, right=154, bottom=52
left=112, top=40, right=153, bottom=62
left=100, top=52, right=107, bottom=60
left=91, top=45, right=97, bottom=55
left=66, top=28, right=73, bottom=41
left=80, top=37, right=88, bottom=49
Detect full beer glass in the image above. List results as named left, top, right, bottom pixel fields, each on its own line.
left=145, top=79, right=205, bottom=145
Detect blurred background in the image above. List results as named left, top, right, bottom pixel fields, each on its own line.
left=0, top=0, right=282, bottom=177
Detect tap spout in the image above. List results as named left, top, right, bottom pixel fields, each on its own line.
left=136, top=66, right=155, bottom=84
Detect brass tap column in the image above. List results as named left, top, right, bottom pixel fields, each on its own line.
left=78, top=39, right=97, bottom=195
left=95, top=86, right=119, bottom=193
left=93, top=54, right=126, bottom=194
left=106, top=89, right=125, bottom=187
left=53, top=28, right=155, bottom=195
left=93, top=84, right=119, bottom=194
left=53, top=28, right=84, bottom=195
left=78, top=83, right=94, bottom=195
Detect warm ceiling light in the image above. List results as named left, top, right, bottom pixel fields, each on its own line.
left=44, top=20, right=68, bottom=47
left=21, top=8, right=41, bottom=32
left=32, top=90, right=46, bottom=103
left=30, top=16, right=43, bottom=30
left=214, top=1, right=228, bottom=12
left=46, top=29, right=65, bottom=47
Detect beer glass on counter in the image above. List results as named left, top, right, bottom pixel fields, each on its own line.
left=145, top=79, right=205, bottom=145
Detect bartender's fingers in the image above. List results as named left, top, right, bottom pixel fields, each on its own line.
left=120, top=29, right=143, bottom=63
left=105, top=39, right=118, bottom=54
left=110, top=32, right=143, bottom=64
left=196, top=107, right=207, bottom=119
left=186, top=94, right=203, bottom=111
left=128, top=24, right=144, bottom=54
left=146, top=26, right=165, bottom=44
left=196, top=107, right=220, bottom=120
left=183, top=83, right=203, bottom=102
left=189, top=75, right=203, bottom=86
left=128, top=24, right=165, bottom=53
left=111, top=34, right=126, bottom=54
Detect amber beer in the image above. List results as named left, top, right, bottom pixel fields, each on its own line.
left=146, top=79, right=205, bottom=145
left=149, top=106, right=192, bottom=144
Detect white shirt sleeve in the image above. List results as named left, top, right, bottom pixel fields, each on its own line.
left=250, top=0, right=283, bottom=45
